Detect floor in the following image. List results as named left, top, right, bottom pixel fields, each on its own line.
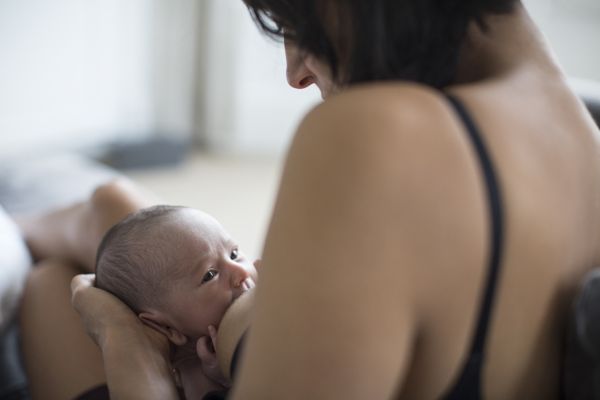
left=124, top=151, right=284, bottom=258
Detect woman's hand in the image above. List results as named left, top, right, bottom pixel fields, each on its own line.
left=71, top=274, right=170, bottom=358
left=71, top=273, right=180, bottom=399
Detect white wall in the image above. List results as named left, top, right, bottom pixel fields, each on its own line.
left=2, top=1, right=598, bottom=160
left=0, top=0, right=201, bottom=160
left=525, top=0, right=600, bottom=81
left=197, top=0, right=321, bottom=156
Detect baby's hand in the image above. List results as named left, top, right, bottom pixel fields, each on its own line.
left=173, top=346, right=225, bottom=399
left=196, top=325, right=230, bottom=388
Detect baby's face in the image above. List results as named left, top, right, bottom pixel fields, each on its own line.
left=160, top=209, right=257, bottom=340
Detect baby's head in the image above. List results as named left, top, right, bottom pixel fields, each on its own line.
left=95, top=205, right=257, bottom=347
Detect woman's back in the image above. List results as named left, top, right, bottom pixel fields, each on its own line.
left=397, top=12, right=600, bottom=399
left=400, top=84, right=600, bottom=399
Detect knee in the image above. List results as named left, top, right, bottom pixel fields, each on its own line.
left=90, top=179, right=132, bottom=212
left=90, top=178, right=151, bottom=221
left=89, top=179, right=141, bottom=229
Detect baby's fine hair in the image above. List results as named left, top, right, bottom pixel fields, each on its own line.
left=95, top=205, right=186, bottom=314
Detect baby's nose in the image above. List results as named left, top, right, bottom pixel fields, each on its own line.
left=227, top=262, right=252, bottom=288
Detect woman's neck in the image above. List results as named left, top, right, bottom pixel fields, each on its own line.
left=455, top=3, right=564, bottom=85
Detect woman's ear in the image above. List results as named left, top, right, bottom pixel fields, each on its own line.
left=139, top=311, right=188, bottom=346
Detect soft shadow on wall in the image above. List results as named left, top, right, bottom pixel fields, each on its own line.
left=0, top=0, right=320, bottom=169
left=0, top=0, right=598, bottom=168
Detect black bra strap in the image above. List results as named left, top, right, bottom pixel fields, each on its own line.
left=444, top=94, right=505, bottom=397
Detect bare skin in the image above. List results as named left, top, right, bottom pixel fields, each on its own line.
left=19, top=180, right=229, bottom=399
left=230, top=5, right=600, bottom=399
left=18, top=179, right=156, bottom=399
left=24, top=3, right=600, bottom=399
left=16, top=178, right=157, bottom=272
left=19, top=260, right=107, bottom=400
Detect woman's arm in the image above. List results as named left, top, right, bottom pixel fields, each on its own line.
left=71, top=274, right=180, bottom=400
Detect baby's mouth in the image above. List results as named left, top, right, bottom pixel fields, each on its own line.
left=232, top=278, right=255, bottom=302
left=242, top=278, right=255, bottom=291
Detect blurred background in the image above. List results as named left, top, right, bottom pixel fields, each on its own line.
left=0, top=0, right=599, bottom=255
left=0, top=0, right=320, bottom=161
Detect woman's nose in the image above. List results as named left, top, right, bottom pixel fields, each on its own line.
left=287, top=62, right=315, bottom=90
left=285, top=42, right=315, bottom=90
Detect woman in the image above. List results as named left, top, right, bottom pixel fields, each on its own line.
left=24, top=0, right=600, bottom=398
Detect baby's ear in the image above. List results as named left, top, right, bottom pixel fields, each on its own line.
left=139, top=311, right=188, bottom=346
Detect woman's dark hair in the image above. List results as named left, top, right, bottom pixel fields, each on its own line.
left=242, top=0, right=519, bottom=88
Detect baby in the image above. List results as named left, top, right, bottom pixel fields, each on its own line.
left=94, top=205, right=258, bottom=396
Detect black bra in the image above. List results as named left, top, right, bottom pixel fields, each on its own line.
left=442, top=94, right=505, bottom=399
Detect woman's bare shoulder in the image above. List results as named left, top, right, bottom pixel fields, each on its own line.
left=304, top=82, right=449, bottom=127
left=281, top=81, right=488, bottom=282
left=294, top=82, right=458, bottom=159
left=288, top=82, right=469, bottom=190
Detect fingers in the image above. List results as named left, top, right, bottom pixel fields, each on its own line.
left=70, top=272, right=141, bottom=349
left=70, top=274, right=96, bottom=308
left=70, top=273, right=95, bottom=293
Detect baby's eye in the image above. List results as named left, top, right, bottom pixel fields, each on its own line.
left=230, top=248, right=239, bottom=260
left=201, top=269, right=218, bottom=284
